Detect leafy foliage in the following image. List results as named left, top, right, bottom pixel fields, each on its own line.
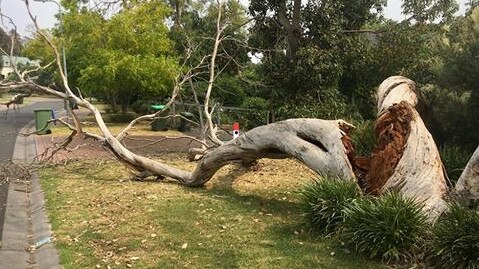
left=0, top=28, right=22, bottom=55
left=343, top=192, right=427, bottom=262
left=432, top=7, right=479, bottom=147
left=299, top=178, right=360, bottom=235
left=401, top=0, right=458, bottom=23
left=240, top=97, right=269, bottom=129
left=71, top=2, right=178, bottom=114
left=429, top=203, right=479, bottom=269
left=439, top=145, right=474, bottom=184
left=350, top=120, right=376, bottom=157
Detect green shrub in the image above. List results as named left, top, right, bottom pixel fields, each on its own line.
left=343, top=192, right=427, bottom=262
left=350, top=120, right=376, bottom=157
left=241, top=97, right=269, bottom=129
left=299, top=178, right=360, bottom=235
left=429, top=203, right=479, bottom=269
left=439, top=145, right=473, bottom=184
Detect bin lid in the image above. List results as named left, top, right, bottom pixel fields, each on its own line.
left=151, top=105, right=166, bottom=110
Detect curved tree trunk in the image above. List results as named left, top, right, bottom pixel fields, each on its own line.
left=186, top=119, right=355, bottom=186
left=102, top=117, right=356, bottom=187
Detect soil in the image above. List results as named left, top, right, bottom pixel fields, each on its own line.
left=35, top=132, right=208, bottom=163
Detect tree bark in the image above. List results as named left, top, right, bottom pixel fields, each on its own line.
left=277, top=0, right=302, bottom=64
left=455, top=146, right=479, bottom=207
left=362, top=76, right=448, bottom=222
left=101, top=117, right=355, bottom=187
left=185, top=119, right=356, bottom=186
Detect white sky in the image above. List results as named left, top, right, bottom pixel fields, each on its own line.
left=0, top=0, right=471, bottom=37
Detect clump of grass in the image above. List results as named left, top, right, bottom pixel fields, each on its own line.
left=299, top=178, right=360, bottom=235
left=429, top=203, right=479, bottom=269
left=343, top=192, right=427, bottom=263
left=439, top=145, right=473, bottom=184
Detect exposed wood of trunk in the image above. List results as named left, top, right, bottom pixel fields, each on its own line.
left=455, top=146, right=479, bottom=207
left=368, top=76, right=448, bottom=221
left=376, top=76, right=419, bottom=115
left=379, top=103, right=448, bottom=220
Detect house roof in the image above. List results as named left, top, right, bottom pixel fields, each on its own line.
left=1, top=55, right=40, bottom=67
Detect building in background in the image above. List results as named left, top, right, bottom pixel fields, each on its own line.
left=1, top=55, right=40, bottom=80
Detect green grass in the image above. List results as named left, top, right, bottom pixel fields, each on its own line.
left=429, top=203, right=479, bottom=269
left=343, top=192, right=427, bottom=263
left=40, top=157, right=386, bottom=269
left=439, top=145, right=474, bottom=184
left=350, top=120, right=376, bottom=157
left=299, top=178, right=360, bottom=235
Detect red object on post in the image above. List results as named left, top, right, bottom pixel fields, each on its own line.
left=233, top=122, right=240, bottom=139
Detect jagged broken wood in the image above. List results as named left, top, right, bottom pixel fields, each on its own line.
left=360, top=76, right=449, bottom=221
left=3, top=0, right=479, bottom=223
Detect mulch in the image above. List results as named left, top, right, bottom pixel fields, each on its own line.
left=34, top=134, right=205, bottom=163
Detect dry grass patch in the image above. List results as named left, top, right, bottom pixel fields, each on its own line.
left=40, top=156, right=386, bottom=269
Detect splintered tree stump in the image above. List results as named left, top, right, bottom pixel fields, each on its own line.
left=362, top=101, right=414, bottom=195
left=361, top=76, right=449, bottom=222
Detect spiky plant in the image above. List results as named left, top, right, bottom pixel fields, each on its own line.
left=299, top=178, right=360, bottom=235
left=429, top=203, right=479, bottom=269
left=439, top=145, right=473, bottom=184
left=343, top=192, right=427, bottom=262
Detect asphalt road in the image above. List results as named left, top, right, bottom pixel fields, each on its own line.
left=0, top=99, right=63, bottom=242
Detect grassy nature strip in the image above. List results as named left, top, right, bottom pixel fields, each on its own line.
left=40, top=157, right=386, bottom=269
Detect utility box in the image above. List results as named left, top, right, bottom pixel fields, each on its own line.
left=34, top=109, right=53, bottom=135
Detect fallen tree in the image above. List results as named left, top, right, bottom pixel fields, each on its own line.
left=2, top=1, right=479, bottom=223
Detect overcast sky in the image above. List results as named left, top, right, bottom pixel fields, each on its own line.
left=0, top=0, right=471, bottom=37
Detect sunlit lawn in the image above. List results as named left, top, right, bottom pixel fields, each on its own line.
left=40, top=156, right=387, bottom=269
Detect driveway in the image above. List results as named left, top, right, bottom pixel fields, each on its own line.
left=0, top=99, right=63, bottom=241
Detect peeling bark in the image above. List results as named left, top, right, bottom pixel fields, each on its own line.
left=366, top=76, right=448, bottom=222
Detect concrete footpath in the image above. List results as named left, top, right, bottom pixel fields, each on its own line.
left=0, top=120, right=61, bottom=268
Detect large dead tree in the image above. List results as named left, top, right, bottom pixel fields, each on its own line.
left=2, top=1, right=479, bottom=223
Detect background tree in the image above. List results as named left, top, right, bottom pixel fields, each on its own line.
left=430, top=7, right=479, bottom=148
left=248, top=0, right=385, bottom=121
left=70, top=1, right=179, bottom=114
left=401, top=0, right=459, bottom=23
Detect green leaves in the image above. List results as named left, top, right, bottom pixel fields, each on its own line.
left=342, top=192, right=427, bottom=263
left=299, top=178, right=361, bottom=236
left=429, top=203, right=479, bottom=269
left=60, top=1, right=179, bottom=112
left=401, top=0, right=459, bottom=23
left=106, top=2, right=173, bottom=56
